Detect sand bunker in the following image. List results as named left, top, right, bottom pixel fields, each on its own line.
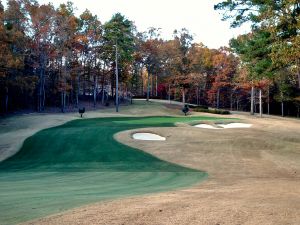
left=194, top=124, right=221, bottom=129
left=132, top=133, right=166, bottom=141
left=218, top=123, right=253, bottom=128
left=194, top=123, right=252, bottom=129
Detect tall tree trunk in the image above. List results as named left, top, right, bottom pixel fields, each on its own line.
left=198, top=87, right=201, bottom=105
left=37, top=51, right=44, bottom=112
left=93, top=75, right=97, bottom=108
left=216, top=88, right=220, bottom=109
left=59, top=57, right=64, bottom=113
left=140, top=67, right=144, bottom=96
left=38, top=68, right=43, bottom=112
left=101, top=64, right=105, bottom=105
left=64, top=92, right=66, bottom=112
left=101, top=85, right=105, bottom=105
left=250, top=86, right=255, bottom=115
left=43, top=77, right=46, bottom=110
left=267, top=86, right=270, bottom=115
left=76, top=73, right=79, bottom=108
left=41, top=53, right=47, bottom=111
left=155, top=75, right=158, bottom=97
left=115, top=44, right=119, bottom=112
left=254, top=90, right=257, bottom=113
left=70, top=78, right=74, bottom=106
left=168, top=84, right=171, bottom=103
left=67, top=92, right=69, bottom=108
left=259, top=89, right=262, bottom=118
left=182, top=88, right=185, bottom=104
left=151, top=74, right=153, bottom=97
left=146, top=72, right=150, bottom=101
left=37, top=88, right=40, bottom=112
left=110, top=73, right=114, bottom=101
left=281, top=92, right=284, bottom=117
left=42, top=78, right=45, bottom=111
left=39, top=74, right=42, bottom=112
left=297, top=61, right=300, bottom=89
left=61, top=55, right=68, bottom=113
left=230, top=91, right=234, bottom=111
left=101, top=79, right=105, bottom=106
left=5, top=87, right=8, bottom=113
left=61, top=91, right=64, bottom=113
left=196, top=87, right=199, bottom=105
left=82, top=60, right=86, bottom=97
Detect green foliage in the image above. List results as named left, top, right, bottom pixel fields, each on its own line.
left=216, top=0, right=300, bottom=116
left=102, top=13, right=135, bottom=83
left=103, top=13, right=135, bottom=63
left=216, top=0, right=300, bottom=78
left=173, top=28, right=193, bottom=77
left=274, top=69, right=296, bottom=102
left=193, top=107, right=230, bottom=114
left=230, top=29, right=274, bottom=80
left=214, top=0, right=262, bottom=28
left=188, top=104, right=208, bottom=109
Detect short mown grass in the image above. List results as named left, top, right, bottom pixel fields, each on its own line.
left=0, top=116, right=222, bottom=224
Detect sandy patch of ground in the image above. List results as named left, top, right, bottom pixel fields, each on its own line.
left=1, top=100, right=300, bottom=225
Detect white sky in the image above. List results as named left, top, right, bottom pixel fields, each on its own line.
left=4, top=0, right=250, bottom=49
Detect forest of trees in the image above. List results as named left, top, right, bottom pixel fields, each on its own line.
left=0, top=0, right=299, bottom=117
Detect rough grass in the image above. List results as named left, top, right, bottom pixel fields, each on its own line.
left=0, top=116, right=221, bottom=225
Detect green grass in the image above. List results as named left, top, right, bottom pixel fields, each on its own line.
left=0, top=116, right=220, bottom=224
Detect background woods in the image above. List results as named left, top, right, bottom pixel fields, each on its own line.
left=0, top=0, right=299, bottom=117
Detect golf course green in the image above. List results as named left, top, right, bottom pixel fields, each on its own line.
left=0, top=116, right=219, bottom=224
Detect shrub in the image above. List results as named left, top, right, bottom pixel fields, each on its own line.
left=193, top=108, right=230, bottom=115
left=187, top=104, right=208, bottom=109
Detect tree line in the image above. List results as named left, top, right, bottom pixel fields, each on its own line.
left=0, top=0, right=299, bottom=117
left=215, top=0, right=300, bottom=117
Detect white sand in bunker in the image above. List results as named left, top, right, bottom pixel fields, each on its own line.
left=194, top=122, right=252, bottom=129
left=194, top=124, right=221, bottom=129
left=132, top=133, right=166, bottom=141
left=219, top=122, right=253, bottom=128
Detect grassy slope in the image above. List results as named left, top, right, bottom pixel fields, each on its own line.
left=0, top=116, right=219, bottom=224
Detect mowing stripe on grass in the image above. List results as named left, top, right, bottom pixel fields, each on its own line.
left=0, top=116, right=220, bottom=224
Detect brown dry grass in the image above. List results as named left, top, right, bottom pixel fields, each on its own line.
left=1, top=100, right=299, bottom=225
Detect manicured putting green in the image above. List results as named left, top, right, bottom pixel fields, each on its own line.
left=0, top=116, right=219, bottom=224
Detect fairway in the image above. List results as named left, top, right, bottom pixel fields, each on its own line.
left=0, top=116, right=218, bottom=225
left=1, top=0, right=300, bottom=223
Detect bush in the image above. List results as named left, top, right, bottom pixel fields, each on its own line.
left=189, top=105, right=208, bottom=109
left=193, top=108, right=230, bottom=115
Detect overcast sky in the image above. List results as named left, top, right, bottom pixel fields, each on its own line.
left=3, top=0, right=250, bottom=49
